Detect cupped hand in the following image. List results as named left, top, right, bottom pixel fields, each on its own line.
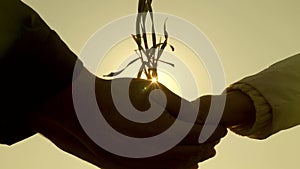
left=94, top=78, right=227, bottom=169
left=29, top=75, right=227, bottom=169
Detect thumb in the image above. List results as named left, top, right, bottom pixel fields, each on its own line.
left=150, top=83, right=199, bottom=123
left=191, top=95, right=211, bottom=124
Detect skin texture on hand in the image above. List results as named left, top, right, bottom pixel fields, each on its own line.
left=27, top=72, right=227, bottom=169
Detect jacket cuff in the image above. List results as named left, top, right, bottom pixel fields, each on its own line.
left=227, top=83, right=273, bottom=139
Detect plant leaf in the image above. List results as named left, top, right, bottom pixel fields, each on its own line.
left=132, top=34, right=142, bottom=48
left=158, top=59, right=175, bottom=67
left=138, top=0, right=146, bottom=12
left=164, top=18, right=169, bottom=39
left=137, top=63, right=146, bottom=78
left=108, top=0, right=175, bottom=79
left=140, top=11, right=149, bottom=49
left=170, top=44, right=175, bottom=51
left=156, top=39, right=167, bottom=61
left=103, top=57, right=140, bottom=77
left=145, top=0, right=156, bottom=47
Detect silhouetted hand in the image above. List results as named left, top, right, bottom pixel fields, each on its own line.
left=28, top=72, right=227, bottom=169
left=1, top=1, right=227, bottom=168
left=190, top=90, right=256, bottom=129
left=96, top=78, right=228, bottom=169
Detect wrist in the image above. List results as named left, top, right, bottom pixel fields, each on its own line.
left=222, top=90, right=256, bottom=128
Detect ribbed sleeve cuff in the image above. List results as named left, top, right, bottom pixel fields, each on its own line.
left=227, top=83, right=273, bottom=139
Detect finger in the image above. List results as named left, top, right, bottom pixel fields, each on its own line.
left=156, top=144, right=217, bottom=168
left=189, top=164, right=199, bottom=169
left=192, top=95, right=227, bottom=125
left=149, top=82, right=218, bottom=127
left=199, top=124, right=228, bottom=143
left=124, top=144, right=217, bottom=169
left=180, top=123, right=227, bottom=145
left=149, top=82, right=200, bottom=122
left=123, top=78, right=197, bottom=123
left=192, top=95, right=211, bottom=124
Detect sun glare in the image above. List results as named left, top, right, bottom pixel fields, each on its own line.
left=151, top=77, right=158, bottom=83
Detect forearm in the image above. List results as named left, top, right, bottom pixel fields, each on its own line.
left=0, top=1, right=80, bottom=145
left=226, top=53, right=300, bottom=139
left=27, top=80, right=123, bottom=169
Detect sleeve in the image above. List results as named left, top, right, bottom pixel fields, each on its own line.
left=227, top=53, right=300, bottom=139
left=0, top=1, right=80, bottom=145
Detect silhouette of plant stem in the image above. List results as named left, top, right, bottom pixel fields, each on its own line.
left=104, top=0, right=175, bottom=80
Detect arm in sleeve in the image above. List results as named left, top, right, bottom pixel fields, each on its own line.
left=0, top=1, right=80, bottom=145
left=227, top=53, right=300, bottom=139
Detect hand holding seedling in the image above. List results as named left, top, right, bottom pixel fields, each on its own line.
left=3, top=1, right=300, bottom=169
left=27, top=72, right=227, bottom=169
left=1, top=1, right=227, bottom=169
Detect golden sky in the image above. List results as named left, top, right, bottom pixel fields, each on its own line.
left=1, top=0, right=300, bottom=169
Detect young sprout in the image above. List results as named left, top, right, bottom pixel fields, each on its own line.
left=104, top=0, right=175, bottom=82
